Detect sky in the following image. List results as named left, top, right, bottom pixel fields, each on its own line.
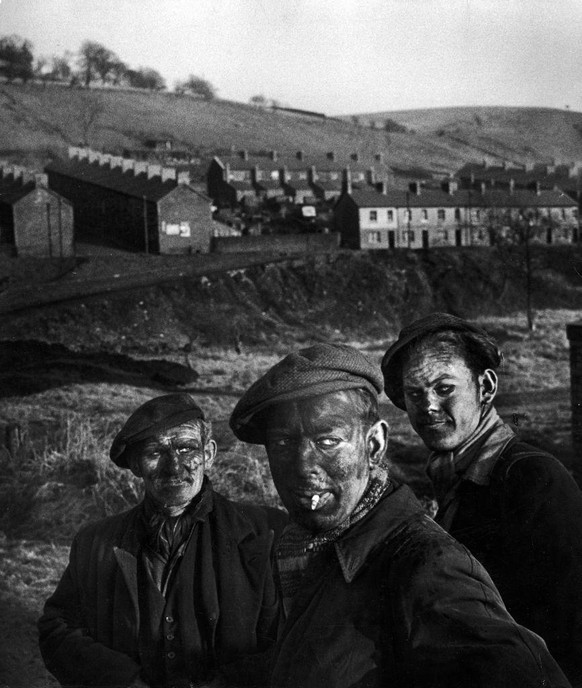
left=1, top=0, right=581, bottom=116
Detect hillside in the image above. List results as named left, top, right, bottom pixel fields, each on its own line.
left=345, top=106, right=582, bottom=167
left=3, top=83, right=582, bottom=177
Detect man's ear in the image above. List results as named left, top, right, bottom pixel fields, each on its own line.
left=367, top=419, right=389, bottom=467
left=479, top=369, right=498, bottom=405
left=128, top=453, right=142, bottom=479
left=204, top=439, right=218, bottom=471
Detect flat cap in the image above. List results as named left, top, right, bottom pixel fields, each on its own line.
left=110, top=393, right=205, bottom=468
left=381, top=312, right=501, bottom=410
left=229, top=343, right=384, bottom=444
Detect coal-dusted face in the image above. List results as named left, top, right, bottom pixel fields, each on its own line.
left=263, top=390, right=386, bottom=533
left=130, top=422, right=216, bottom=513
left=401, top=341, right=492, bottom=452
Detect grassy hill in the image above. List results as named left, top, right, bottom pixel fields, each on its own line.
left=3, top=83, right=582, bottom=176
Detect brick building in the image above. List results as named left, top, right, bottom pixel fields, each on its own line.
left=46, top=149, right=216, bottom=254
left=0, top=165, right=74, bottom=258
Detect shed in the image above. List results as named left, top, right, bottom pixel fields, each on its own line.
left=0, top=176, right=74, bottom=258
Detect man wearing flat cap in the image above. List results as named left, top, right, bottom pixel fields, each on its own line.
left=230, top=343, right=570, bottom=688
left=382, top=312, right=582, bottom=685
left=39, top=393, right=286, bottom=688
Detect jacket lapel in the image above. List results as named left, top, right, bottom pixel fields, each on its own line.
left=113, top=546, right=140, bottom=618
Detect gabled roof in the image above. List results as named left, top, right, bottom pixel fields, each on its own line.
left=346, top=186, right=578, bottom=210
left=45, top=158, right=179, bottom=201
left=255, top=179, right=282, bottom=190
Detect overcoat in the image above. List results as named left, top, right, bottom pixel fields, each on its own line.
left=269, top=482, right=570, bottom=688
left=38, top=488, right=287, bottom=688
left=436, top=439, right=582, bottom=685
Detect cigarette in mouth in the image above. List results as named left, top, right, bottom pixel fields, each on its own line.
left=311, top=494, right=320, bottom=511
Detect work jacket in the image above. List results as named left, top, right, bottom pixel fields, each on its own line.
left=38, top=486, right=287, bottom=688
left=269, top=482, right=570, bottom=688
left=436, top=439, right=582, bottom=686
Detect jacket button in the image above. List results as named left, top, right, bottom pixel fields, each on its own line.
left=167, top=651, right=176, bottom=659
left=166, top=633, right=175, bottom=640
left=165, top=615, right=174, bottom=623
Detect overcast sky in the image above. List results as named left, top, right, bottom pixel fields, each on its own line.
left=1, top=0, right=580, bottom=116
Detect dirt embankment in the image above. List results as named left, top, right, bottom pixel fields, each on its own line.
left=3, top=246, right=582, bottom=353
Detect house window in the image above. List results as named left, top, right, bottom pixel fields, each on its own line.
left=437, top=209, right=445, bottom=221
left=270, top=170, right=279, bottom=180
left=387, top=210, right=394, bottom=222
left=421, top=209, right=428, bottom=222
left=329, top=172, right=339, bottom=181
left=454, top=208, right=461, bottom=220
left=409, top=230, right=415, bottom=242
left=405, top=209, right=412, bottom=222
left=443, top=230, right=449, bottom=241
left=369, top=210, right=378, bottom=222
left=562, top=209, right=567, bottom=220
left=298, top=172, right=307, bottom=180
left=179, top=221, right=191, bottom=237
left=368, top=231, right=381, bottom=243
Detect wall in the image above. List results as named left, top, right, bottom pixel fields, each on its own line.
left=158, top=186, right=213, bottom=254
left=13, top=189, right=74, bottom=258
left=567, top=322, right=582, bottom=484
left=213, top=232, right=340, bottom=254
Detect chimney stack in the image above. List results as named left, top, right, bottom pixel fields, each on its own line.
left=162, top=167, right=177, bottom=182
left=376, top=180, right=388, bottom=195
left=374, top=152, right=384, bottom=164
left=296, top=150, right=305, bottom=161
left=409, top=181, right=421, bottom=195
left=442, top=178, right=458, bottom=195
left=269, top=150, right=278, bottom=161
left=343, top=168, right=352, bottom=195
left=147, top=163, right=162, bottom=179
left=240, top=150, right=249, bottom=161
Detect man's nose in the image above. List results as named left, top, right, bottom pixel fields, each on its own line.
left=418, top=390, right=441, bottom=413
left=294, top=439, right=320, bottom=476
left=160, top=448, right=183, bottom=473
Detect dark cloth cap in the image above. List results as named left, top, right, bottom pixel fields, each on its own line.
left=381, top=312, right=501, bottom=410
left=110, top=393, right=205, bottom=468
left=229, top=343, right=384, bottom=444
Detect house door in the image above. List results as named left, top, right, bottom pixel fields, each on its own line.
left=422, top=230, right=429, bottom=248
left=546, top=227, right=553, bottom=244
left=388, top=231, right=395, bottom=249
left=455, top=229, right=462, bottom=246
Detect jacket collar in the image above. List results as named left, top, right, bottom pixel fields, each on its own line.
left=333, top=483, right=425, bottom=583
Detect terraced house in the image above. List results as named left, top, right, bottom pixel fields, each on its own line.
left=334, top=180, right=578, bottom=250
left=206, top=150, right=392, bottom=207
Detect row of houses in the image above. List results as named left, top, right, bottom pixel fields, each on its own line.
left=46, top=149, right=220, bottom=254
left=0, top=165, right=74, bottom=258
left=335, top=180, right=579, bottom=250
left=207, top=149, right=392, bottom=206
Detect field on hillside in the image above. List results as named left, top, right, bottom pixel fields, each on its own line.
left=3, top=83, right=582, bottom=175
left=0, top=306, right=580, bottom=687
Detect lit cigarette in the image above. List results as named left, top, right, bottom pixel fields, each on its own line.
left=311, top=494, right=320, bottom=511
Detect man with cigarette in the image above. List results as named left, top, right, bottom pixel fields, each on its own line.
left=229, top=343, right=569, bottom=688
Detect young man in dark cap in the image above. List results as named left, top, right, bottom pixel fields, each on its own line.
left=382, top=313, right=582, bottom=685
left=39, top=393, right=286, bottom=688
left=230, top=343, right=570, bottom=688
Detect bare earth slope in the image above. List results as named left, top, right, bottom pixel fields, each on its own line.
left=3, top=84, right=582, bottom=174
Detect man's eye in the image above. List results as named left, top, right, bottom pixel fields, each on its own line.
left=436, top=385, right=454, bottom=396
left=270, top=437, right=291, bottom=448
left=405, top=390, right=423, bottom=401
left=176, top=445, right=197, bottom=454
left=317, top=437, right=340, bottom=449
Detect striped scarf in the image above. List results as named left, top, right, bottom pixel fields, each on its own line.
left=276, top=462, right=391, bottom=616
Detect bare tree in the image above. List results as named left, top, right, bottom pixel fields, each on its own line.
left=174, top=75, right=216, bottom=100
left=77, top=92, right=105, bottom=145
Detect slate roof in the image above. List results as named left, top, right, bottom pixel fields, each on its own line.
left=347, top=187, right=578, bottom=210
left=45, top=159, right=179, bottom=201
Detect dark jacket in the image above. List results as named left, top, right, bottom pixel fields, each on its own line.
left=38, top=488, right=287, bottom=688
left=437, top=439, right=582, bottom=685
left=269, top=482, right=570, bottom=688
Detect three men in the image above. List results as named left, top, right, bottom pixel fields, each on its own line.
left=382, top=313, right=582, bottom=684
left=39, top=393, right=286, bottom=688
left=230, top=343, right=569, bottom=688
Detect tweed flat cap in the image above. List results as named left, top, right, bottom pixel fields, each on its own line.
left=381, top=312, right=501, bottom=410
left=110, top=393, right=205, bottom=468
left=229, top=343, right=384, bottom=444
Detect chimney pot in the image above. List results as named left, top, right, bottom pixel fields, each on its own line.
left=296, top=150, right=304, bottom=161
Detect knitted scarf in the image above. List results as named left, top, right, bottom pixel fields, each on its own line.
left=276, top=462, right=391, bottom=616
